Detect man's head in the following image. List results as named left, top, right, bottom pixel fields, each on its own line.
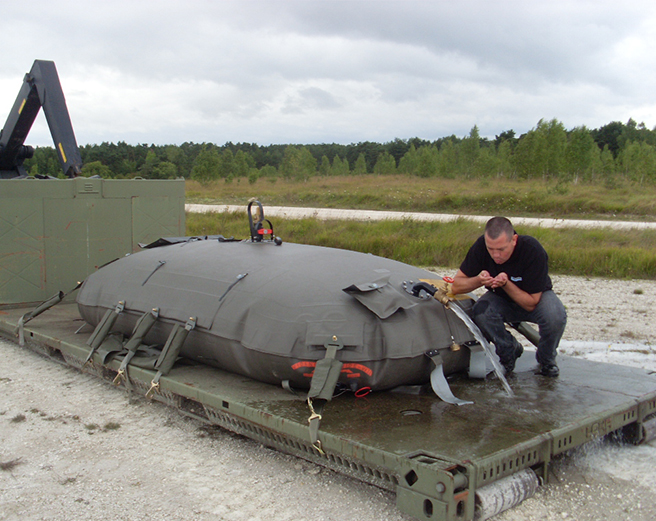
left=484, top=216, right=517, bottom=264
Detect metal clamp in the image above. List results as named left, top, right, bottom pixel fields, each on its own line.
left=112, top=368, right=125, bottom=386
left=145, top=380, right=160, bottom=399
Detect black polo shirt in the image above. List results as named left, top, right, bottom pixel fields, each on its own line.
left=459, top=234, right=552, bottom=299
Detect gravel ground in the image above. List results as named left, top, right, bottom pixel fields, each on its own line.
left=1, top=273, right=655, bottom=521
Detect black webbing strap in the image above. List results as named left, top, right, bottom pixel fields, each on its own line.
left=113, top=307, right=159, bottom=386
left=85, top=301, right=125, bottom=365
left=15, top=281, right=83, bottom=346
left=142, top=260, right=166, bottom=286
left=146, top=317, right=196, bottom=398
left=306, top=336, right=344, bottom=452
left=427, top=350, right=473, bottom=406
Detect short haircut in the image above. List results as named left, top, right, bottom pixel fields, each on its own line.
left=485, top=216, right=514, bottom=240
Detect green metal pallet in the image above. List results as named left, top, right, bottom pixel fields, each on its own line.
left=1, top=303, right=655, bottom=521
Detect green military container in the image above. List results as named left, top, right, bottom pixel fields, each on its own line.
left=0, top=177, right=185, bottom=305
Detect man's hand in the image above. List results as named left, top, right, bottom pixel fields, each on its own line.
left=488, top=272, right=508, bottom=289
left=453, top=269, right=505, bottom=292
left=477, top=270, right=493, bottom=287
left=452, top=269, right=541, bottom=312
left=453, top=269, right=490, bottom=294
left=485, top=271, right=541, bottom=311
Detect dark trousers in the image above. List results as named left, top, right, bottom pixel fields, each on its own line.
left=472, top=290, right=567, bottom=367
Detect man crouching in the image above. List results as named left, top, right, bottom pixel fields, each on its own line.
left=451, top=216, right=567, bottom=377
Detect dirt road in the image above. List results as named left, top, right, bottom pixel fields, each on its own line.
left=186, top=204, right=656, bottom=231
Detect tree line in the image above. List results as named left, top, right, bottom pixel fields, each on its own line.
left=23, top=118, right=656, bottom=184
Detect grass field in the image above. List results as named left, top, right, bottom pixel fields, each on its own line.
left=185, top=176, right=656, bottom=279
left=186, top=174, right=656, bottom=220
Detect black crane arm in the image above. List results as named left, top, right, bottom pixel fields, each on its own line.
left=0, top=60, right=82, bottom=179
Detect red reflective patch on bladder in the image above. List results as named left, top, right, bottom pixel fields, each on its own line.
left=291, top=361, right=373, bottom=379
left=342, top=363, right=373, bottom=376
left=341, top=368, right=361, bottom=378
left=291, top=361, right=316, bottom=370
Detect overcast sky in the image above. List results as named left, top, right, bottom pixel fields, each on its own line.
left=2, top=1, right=655, bottom=147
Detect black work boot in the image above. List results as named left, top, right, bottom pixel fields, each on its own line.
left=502, top=359, right=516, bottom=375
left=502, top=342, right=524, bottom=375
left=513, top=342, right=524, bottom=360
left=539, top=364, right=560, bottom=377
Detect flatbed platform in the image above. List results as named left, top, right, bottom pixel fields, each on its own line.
left=2, top=303, right=655, bottom=521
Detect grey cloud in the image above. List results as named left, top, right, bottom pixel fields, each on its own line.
left=2, top=0, right=655, bottom=146
left=282, top=87, right=342, bottom=114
